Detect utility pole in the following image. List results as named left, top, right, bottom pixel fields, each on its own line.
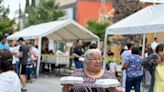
left=18, top=3, right=25, bottom=30
left=98, top=0, right=107, bottom=23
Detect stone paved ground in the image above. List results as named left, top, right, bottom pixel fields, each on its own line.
left=27, top=74, right=62, bottom=92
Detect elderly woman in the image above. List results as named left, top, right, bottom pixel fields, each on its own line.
left=0, top=49, right=21, bottom=92
left=62, top=49, right=121, bottom=92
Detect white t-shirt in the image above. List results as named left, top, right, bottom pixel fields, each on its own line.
left=9, top=45, right=20, bottom=64
left=109, top=62, right=117, bottom=73
left=0, top=71, right=21, bottom=92
left=121, top=49, right=132, bottom=88
left=121, top=50, right=132, bottom=63
left=151, top=41, right=159, bottom=50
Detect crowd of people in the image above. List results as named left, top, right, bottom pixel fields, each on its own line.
left=0, top=36, right=39, bottom=92
left=0, top=34, right=163, bottom=92
left=61, top=37, right=164, bottom=92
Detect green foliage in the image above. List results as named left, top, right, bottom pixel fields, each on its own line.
left=87, top=20, right=109, bottom=41
left=26, top=0, right=65, bottom=27
left=0, top=1, right=15, bottom=37
left=107, top=39, right=111, bottom=45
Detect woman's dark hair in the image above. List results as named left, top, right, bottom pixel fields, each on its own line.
left=18, top=37, right=24, bottom=42
left=0, top=49, right=14, bottom=72
left=154, top=37, right=157, bottom=41
left=132, top=46, right=140, bottom=54
left=127, top=43, right=132, bottom=49
left=156, top=44, right=164, bottom=53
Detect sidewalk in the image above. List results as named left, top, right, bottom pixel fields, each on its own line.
left=27, top=74, right=62, bottom=92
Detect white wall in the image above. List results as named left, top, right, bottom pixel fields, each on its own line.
left=59, top=7, right=74, bottom=20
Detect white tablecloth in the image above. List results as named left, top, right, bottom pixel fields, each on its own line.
left=42, top=55, right=69, bottom=66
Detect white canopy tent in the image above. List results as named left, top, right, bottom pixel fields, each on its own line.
left=104, top=4, right=164, bottom=59
left=8, top=19, right=100, bottom=42
left=140, top=0, right=164, bottom=3
left=8, top=19, right=100, bottom=76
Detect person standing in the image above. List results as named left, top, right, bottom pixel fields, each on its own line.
left=90, top=41, right=97, bottom=49
left=9, top=40, right=20, bottom=74
left=151, top=37, right=159, bottom=53
left=0, top=35, right=9, bottom=50
left=0, top=49, right=21, bottom=92
left=121, top=43, right=132, bottom=90
left=18, top=37, right=30, bottom=91
left=123, top=47, right=143, bottom=92
left=153, top=44, right=164, bottom=92
left=73, top=40, right=84, bottom=69
left=30, top=45, right=39, bottom=78
left=69, top=42, right=76, bottom=69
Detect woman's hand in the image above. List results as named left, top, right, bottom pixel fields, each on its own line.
left=108, top=86, right=123, bottom=92
left=115, top=86, right=123, bottom=92
left=108, top=87, right=115, bottom=92
left=62, top=84, right=72, bottom=92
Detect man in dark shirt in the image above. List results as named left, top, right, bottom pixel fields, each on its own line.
left=18, top=37, right=30, bottom=91
left=73, top=40, right=83, bottom=69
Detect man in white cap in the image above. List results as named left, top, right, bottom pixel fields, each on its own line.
left=90, top=41, right=97, bottom=49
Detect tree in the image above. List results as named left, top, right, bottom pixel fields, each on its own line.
left=26, top=0, right=65, bottom=27
left=112, top=0, right=144, bottom=23
left=111, top=0, right=144, bottom=45
left=87, top=20, right=109, bottom=41
left=0, top=0, right=15, bottom=37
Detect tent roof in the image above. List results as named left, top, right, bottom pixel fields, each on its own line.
left=140, top=0, right=164, bottom=3
left=106, top=4, right=164, bottom=35
left=7, top=19, right=99, bottom=41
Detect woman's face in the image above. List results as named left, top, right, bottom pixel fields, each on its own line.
left=86, top=52, right=102, bottom=72
left=78, top=40, right=83, bottom=46
left=10, top=41, right=16, bottom=47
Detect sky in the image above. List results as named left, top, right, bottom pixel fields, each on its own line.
left=2, top=0, right=26, bottom=19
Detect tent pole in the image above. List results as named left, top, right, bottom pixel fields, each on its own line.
left=97, top=37, right=101, bottom=49
left=142, top=34, right=146, bottom=58
left=36, top=36, right=42, bottom=77
left=103, top=32, right=108, bottom=70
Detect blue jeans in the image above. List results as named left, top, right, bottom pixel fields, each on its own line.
left=74, top=60, right=83, bottom=69
left=126, top=76, right=142, bottom=92
left=16, top=61, right=20, bottom=75
left=26, top=64, right=33, bottom=80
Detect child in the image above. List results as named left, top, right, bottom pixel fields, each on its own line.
left=106, top=52, right=117, bottom=76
